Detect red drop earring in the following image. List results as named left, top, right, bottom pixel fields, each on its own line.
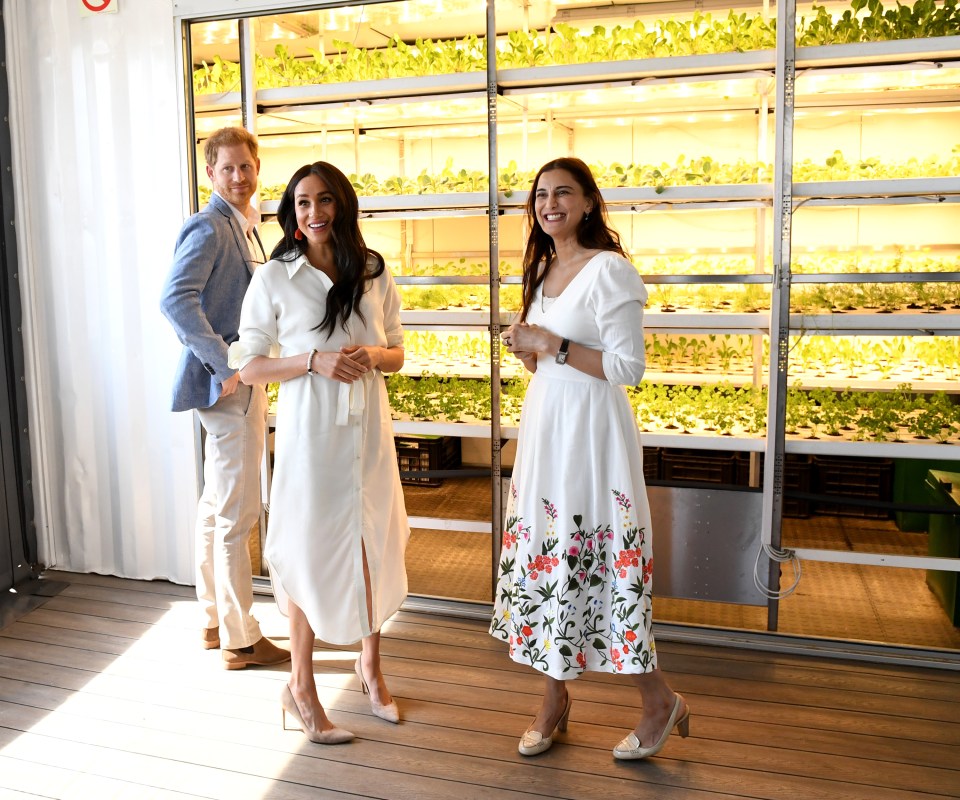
left=294, top=229, right=303, bottom=240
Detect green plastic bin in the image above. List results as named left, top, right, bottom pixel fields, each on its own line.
left=925, top=470, right=960, bottom=627
left=894, top=458, right=960, bottom=532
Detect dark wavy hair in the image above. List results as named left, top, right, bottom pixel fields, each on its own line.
left=519, top=157, right=624, bottom=322
left=271, top=161, right=385, bottom=336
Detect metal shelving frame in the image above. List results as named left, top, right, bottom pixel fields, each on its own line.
left=177, top=0, right=960, bottom=659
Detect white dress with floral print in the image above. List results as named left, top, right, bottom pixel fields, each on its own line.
left=489, top=251, right=656, bottom=679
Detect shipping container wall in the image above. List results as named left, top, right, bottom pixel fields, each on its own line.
left=4, top=0, right=198, bottom=584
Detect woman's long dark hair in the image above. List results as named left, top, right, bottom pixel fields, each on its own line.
left=271, top=161, right=385, bottom=336
left=519, top=157, right=624, bottom=322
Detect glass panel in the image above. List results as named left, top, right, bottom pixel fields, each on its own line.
left=776, top=535, right=960, bottom=649
left=497, top=83, right=773, bottom=191
left=795, top=112, right=960, bottom=183
left=658, top=547, right=960, bottom=651
left=253, top=97, right=490, bottom=202
left=495, top=0, right=779, bottom=66
left=184, top=1, right=960, bottom=649
left=406, top=524, right=493, bottom=602
left=794, top=62, right=960, bottom=181
left=191, top=19, right=240, bottom=95
left=192, top=2, right=488, bottom=90
left=793, top=206, right=960, bottom=264
left=189, top=2, right=499, bottom=605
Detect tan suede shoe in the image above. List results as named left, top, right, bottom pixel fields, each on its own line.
left=222, top=637, right=291, bottom=670
left=201, top=627, right=221, bottom=650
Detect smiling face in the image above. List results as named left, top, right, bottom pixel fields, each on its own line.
left=534, top=168, right=593, bottom=242
left=206, top=142, right=259, bottom=211
left=294, top=172, right=337, bottom=245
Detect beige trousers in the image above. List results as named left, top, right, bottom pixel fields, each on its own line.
left=195, top=383, right=268, bottom=649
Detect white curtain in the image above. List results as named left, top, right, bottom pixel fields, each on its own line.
left=5, top=0, right=199, bottom=583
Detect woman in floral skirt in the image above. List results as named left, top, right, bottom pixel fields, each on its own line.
left=490, top=157, right=690, bottom=760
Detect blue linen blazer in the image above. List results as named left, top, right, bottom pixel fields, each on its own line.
left=160, top=193, right=260, bottom=412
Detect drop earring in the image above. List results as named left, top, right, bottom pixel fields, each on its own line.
left=294, top=229, right=303, bottom=240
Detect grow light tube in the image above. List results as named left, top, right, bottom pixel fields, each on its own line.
left=360, top=208, right=490, bottom=220
left=397, top=325, right=490, bottom=333
left=255, top=128, right=357, bottom=145
left=558, top=105, right=765, bottom=122
left=795, top=60, right=953, bottom=90
left=194, top=112, right=244, bottom=135
left=498, top=200, right=774, bottom=216
left=550, top=0, right=756, bottom=22
left=795, top=195, right=960, bottom=208
left=641, top=274, right=772, bottom=284
left=258, top=119, right=513, bottom=139
left=500, top=70, right=774, bottom=97
left=265, top=90, right=487, bottom=115
left=626, top=200, right=774, bottom=212
left=394, top=276, right=489, bottom=285
left=795, top=99, right=960, bottom=112
left=791, top=272, right=960, bottom=283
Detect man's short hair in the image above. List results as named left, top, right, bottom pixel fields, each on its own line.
left=204, top=127, right=259, bottom=167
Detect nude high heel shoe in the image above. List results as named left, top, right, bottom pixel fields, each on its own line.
left=613, top=693, right=689, bottom=760
left=280, top=685, right=355, bottom=744
left=518, top=693, right=572, bottom=756
left=355, top=658, right=400, bottom=724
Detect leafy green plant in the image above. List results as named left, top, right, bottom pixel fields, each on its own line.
left=855, top=391, right=902, bottom=441
left=249, top=148, right=957, bottom=207
left=907, top=390, right=956, bottom=441
left=786, top=384, right=811, bottom=434
left=194, top=0, right=960, bottom=94
left=193, top=55, right=241, bottom=94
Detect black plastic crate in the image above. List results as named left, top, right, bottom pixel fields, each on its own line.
left=642, top=446, right=660, bottom=481
left=661, top=448, right=738, bottom=485
left=395, top=435, right=461, bottom=487
left=736, top=452, right=814, bottom=518
left=813, top=455, right=894, bottom=519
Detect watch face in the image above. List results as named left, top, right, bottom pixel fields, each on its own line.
left=556, top=351, right=568, bottom=364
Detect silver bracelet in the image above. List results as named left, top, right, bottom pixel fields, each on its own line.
left=306, top=348, right=318, bottom=375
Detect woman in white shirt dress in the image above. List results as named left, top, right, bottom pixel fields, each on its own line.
left=490, top=158, right=690, bottom=760
left=229, top=162, right=409, bottom=744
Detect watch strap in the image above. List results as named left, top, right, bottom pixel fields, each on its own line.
left=555, top=338, right=570, bottom=365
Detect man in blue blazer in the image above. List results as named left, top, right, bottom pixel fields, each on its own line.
left=161, top=127, right=288, bottom=670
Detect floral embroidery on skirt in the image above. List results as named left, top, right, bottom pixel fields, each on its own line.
left=490, top=487, right=657, bottom=678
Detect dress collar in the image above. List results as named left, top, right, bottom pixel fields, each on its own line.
left=283, top=251, right=314, bottom=280
left=213, top=191, right=261, bottom=236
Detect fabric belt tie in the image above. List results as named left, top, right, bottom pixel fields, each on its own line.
left=336, top=371, right=372, bottom=426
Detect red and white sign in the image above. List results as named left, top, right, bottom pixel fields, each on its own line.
left=80, top=0, right=118, bottom=16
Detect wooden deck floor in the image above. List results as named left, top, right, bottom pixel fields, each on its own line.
left=1, top=571, right=958, bottom=800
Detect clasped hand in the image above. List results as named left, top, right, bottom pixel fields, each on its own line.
left=313, top=345, right=381, bottom=384
left=502, top=322, right=547, bottom=363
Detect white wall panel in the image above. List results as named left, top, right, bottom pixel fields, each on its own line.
left=6, top=0, right=198, bottom=583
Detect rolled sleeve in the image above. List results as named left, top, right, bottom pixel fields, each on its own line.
left=382, top=268, right=404, bottom=349
left=594, top=256, right=648, bottom=386
left=227, top=340, right=270, bottom=371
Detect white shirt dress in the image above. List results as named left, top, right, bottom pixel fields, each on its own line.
left=229, top=252, right=409, bottom=645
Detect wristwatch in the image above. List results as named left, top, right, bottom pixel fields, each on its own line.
left=555, top=338, right=570, bottom=365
